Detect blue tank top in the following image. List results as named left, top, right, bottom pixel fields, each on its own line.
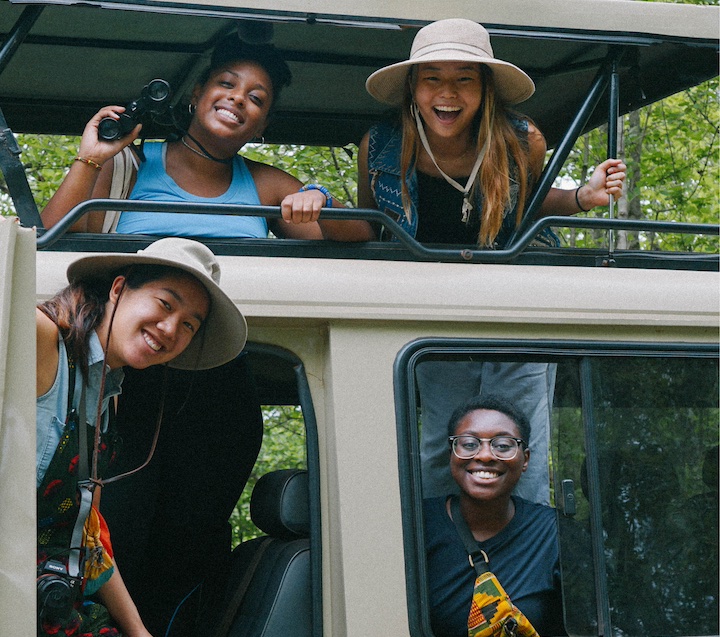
left=115, top=142, right=269, bottom=238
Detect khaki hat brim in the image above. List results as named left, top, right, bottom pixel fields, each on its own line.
left=67, top=249, right=247, bottom=371
left=366, top=55, right=535, bottom=107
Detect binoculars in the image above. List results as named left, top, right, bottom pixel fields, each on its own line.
left=98, top=79, right=172, bottom=141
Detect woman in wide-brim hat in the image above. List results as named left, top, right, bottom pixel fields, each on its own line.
left=359, top=18, right=626, bottom=248
left=35, top=237, right=245, bottom=637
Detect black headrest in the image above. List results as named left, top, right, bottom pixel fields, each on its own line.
left=250, top=469, right=309, bottom=541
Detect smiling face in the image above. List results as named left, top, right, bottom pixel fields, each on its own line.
left=103, top=273, right=210, bottom=370
left=412, top=61, right=484, bottom=143
left=189, top=60, right=274, bottom=152
left=450, top=408, right=529, bottom=503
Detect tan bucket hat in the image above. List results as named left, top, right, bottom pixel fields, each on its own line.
left=67, top=237, right=247, bottom=370
left=366, top=19, right=535, bottom=106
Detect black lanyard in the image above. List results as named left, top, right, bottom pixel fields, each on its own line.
left=449, top=495, right=491, bottom=577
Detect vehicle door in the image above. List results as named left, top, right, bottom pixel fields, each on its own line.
left=0, top=216, right=37, bottom=634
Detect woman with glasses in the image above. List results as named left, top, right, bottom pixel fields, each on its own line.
left=424, top=394, right=564, bottom=636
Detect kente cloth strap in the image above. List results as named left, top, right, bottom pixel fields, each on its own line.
left=413, top=103, right=491, bottom=223
left=449, top=496, right=540, bottom=637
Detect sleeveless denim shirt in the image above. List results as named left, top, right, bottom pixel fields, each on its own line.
left=366, top=120, right=560, bottom=248
left=36, top=330, right=124, bottom=487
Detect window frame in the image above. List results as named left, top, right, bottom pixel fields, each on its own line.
left=242, top=341, right=324, bottom=637
left=393, top=338, right=719, bottom=637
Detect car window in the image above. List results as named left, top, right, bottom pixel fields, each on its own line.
left=394, top=342, right=718, bottom=637
left=555, top=354, right=719, bottom=637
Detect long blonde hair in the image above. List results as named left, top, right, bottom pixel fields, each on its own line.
left=399, top=64, right=532, bottom=247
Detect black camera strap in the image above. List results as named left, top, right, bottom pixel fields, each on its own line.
left=69, top=383, right=93, bottom=581
left=63, top=347, right=94, bottom=582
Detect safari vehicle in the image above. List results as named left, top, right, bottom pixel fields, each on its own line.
left=0, top=1, right=718, bottom=636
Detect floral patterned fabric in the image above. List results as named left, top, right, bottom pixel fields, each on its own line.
left=37, top=370, right=121, bottom=637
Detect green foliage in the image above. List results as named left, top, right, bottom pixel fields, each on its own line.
left=552, top=77, right=719, bottom=251
left=242, top=143, right=358, bottom=207
left=0, top=133, right=78, bottom=216
left=229, top=405, right=307, bottom=547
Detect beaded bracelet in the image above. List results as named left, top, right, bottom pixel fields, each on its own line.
left=575, top=186, right=590, bottom=212
left=299, top=184, right=333, bottom=208
left=74, top=156, right=102, bottom=171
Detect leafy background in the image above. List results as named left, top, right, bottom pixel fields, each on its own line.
left=1, top=0, right=716, bottom=544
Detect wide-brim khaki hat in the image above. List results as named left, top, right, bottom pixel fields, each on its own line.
left=366, top=19, right=535, bottom=106
left=67, top=237, right=247, bottom=371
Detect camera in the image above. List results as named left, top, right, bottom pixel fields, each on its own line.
left=37, top=559, right=82, bottom=625
left=98, top=78, right=172, bottom=141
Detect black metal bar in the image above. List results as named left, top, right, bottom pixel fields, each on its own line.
left=35, top=200, right=719, bottom=264
left=579, top=358, right=613, bottom=635
left=0, top=7, right=44, bottom=227
left=509, top=48, right=627, bottom=245
left=606, top=58, right=621, bottom=260
left=0, top=107, right=43, bottom=227
left=0, top=5, right=43, bottom=76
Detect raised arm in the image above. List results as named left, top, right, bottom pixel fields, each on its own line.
left=539, top=158, right=626, bottom=217
left=41, top=107, right=140, bottom=232
left=525, top=123, right=626, bottom=218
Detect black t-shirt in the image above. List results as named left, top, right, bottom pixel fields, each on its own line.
left=415, top=172, right=481, bottom=245
left=423, top=496, right=566, bottom=637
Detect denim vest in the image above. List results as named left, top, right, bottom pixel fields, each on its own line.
left=366, top=120, right=559, bottom=248
left=36, top=330, right=124, bottom=487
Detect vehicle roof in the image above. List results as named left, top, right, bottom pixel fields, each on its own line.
left=2, top=0, right=718, bottom=147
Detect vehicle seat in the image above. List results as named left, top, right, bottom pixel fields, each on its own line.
left=100, top=353, right=264, bottom=637
left=213, top=468, right=312, bottom=637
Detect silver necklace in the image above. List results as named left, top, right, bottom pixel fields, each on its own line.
left=180, top=135, right=234, bottom=165
left=181, top=136, right=213, bottom=161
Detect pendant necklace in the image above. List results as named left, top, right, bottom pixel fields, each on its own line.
left=413, top=104, right=491, bottom=223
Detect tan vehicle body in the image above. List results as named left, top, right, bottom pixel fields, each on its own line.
left=0, top=0, right=718, bottom=635
left=2, top=218, right=718, bottom=635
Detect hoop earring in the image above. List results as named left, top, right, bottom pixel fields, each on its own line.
left=188, top=103, right=196, bottom=115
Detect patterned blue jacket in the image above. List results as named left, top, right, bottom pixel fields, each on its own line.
left=366, top=120, right=559, bottom=247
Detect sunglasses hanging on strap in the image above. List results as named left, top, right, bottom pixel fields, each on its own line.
left=449, top=496, right=540, bottom=637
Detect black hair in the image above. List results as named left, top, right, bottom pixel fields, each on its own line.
left=446, top=394, right=531, bottom=443
left=199, top=35, right=292, bottom=109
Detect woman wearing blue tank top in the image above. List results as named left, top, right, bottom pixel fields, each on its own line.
left=42, top=36, right=374, bottom=242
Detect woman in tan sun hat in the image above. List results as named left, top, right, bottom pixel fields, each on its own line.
left=358, top=18, right=626, bottom=591
left=359, top=18, right=626, bottom=247
left=35, top=237, right=245, bottom=637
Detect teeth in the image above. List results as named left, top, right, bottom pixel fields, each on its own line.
left=143, top=332, right=162, bottom=352
left=435, top=105, right=461, bottom=112
left=217, top=108, right=240, bottom=122
left=471, top=470, right=499, bottom=479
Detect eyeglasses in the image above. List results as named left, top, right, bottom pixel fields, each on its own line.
left=448, top=435, right=526, bottom=461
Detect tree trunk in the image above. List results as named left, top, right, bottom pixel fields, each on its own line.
left=625, top=108, right=644, bottom=250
